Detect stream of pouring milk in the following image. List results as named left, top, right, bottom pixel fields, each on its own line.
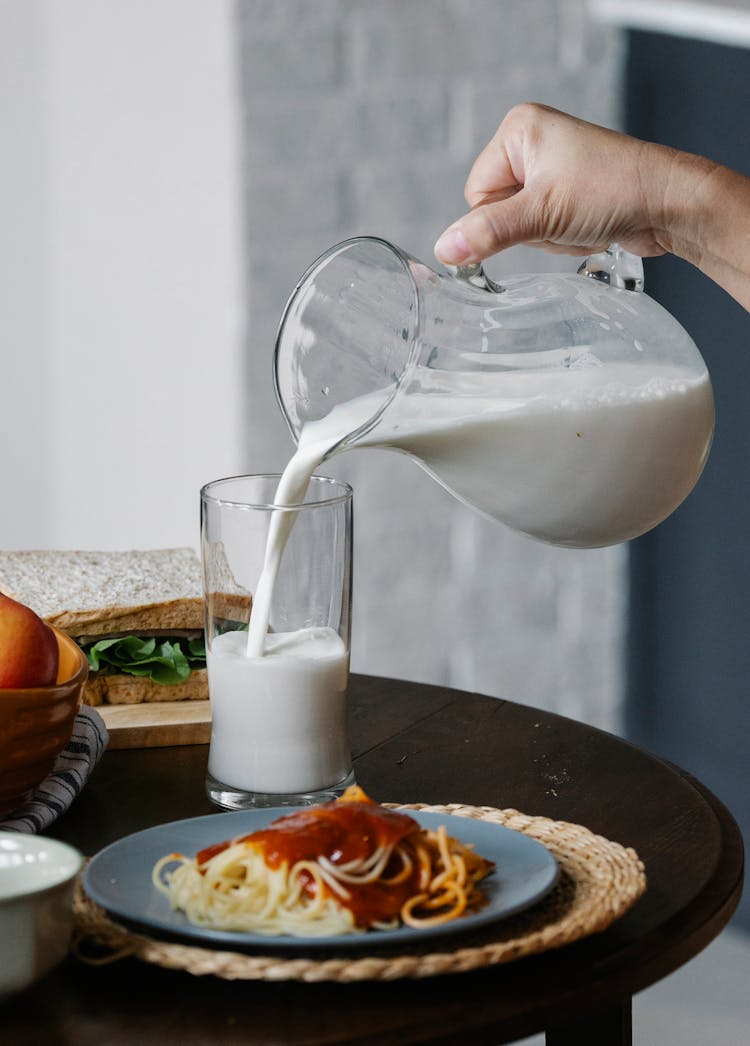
left=206, top=395, right=377, bottom=793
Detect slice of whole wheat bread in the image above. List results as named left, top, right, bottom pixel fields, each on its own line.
left=0, top=548, right=204, bottom=635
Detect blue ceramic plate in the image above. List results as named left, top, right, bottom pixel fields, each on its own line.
left=83, top=808, right=558, bottom=951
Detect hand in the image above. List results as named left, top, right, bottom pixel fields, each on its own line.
left=434, top=103, right=696, bottom=266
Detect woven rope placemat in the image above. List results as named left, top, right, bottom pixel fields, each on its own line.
left=73, top=803, right=646, bottom=982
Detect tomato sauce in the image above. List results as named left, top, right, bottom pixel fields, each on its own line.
left=196, top=796, right=424, bottom=928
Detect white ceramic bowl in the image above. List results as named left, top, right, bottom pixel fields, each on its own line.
left=0, top=832, right=84, bottom=999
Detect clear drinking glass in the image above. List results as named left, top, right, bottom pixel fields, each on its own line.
left=201, top=475, right=354, bottom=809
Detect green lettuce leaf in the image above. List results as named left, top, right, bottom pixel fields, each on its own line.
left=83, top=635, right=206, bottom=686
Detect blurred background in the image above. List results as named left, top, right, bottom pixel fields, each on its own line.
left=1, top=2, right=748, bottom=1040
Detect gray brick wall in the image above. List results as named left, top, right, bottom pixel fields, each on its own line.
left=236, top=0, right=626, bottom=730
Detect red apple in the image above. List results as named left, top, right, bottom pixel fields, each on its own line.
left=0, top=592, right=59, bottom=688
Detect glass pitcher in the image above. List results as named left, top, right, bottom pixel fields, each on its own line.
left=274, top=237, right=714, bottom=548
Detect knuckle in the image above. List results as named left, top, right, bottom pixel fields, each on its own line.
left=504, top=101, right=548, bottom=133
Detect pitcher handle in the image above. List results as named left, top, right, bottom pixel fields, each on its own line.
left=577, top=244, right=644, bottom=292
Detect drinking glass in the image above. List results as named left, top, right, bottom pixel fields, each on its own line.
left=201, top=474, right=354, bottom=809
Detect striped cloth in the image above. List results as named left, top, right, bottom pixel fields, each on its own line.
left=0, top=706, right=109, bottom=833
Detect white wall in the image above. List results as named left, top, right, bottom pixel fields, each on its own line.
left=0, top=2, right=52, bottom=542
left=0, top=0, right=244, bottom=552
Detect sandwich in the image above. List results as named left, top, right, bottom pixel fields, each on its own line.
left=0, top=548, right=209, bottom=706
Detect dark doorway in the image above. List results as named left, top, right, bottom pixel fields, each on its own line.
left=625, top=30, right=750, bottom=929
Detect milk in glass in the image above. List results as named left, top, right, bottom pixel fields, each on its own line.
left=207, top=629, right=349, bottom=794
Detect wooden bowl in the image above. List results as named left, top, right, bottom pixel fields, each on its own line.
left=0, top=629, right=88, bottom=816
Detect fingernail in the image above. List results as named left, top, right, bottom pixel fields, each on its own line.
left=434, top=225, right=471, bottom=264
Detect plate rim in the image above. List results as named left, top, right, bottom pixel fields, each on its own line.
left=83, top=806, right=559, bottom=952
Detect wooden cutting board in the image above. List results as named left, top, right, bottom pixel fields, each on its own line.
left=99, top=700, right=211, bottom=749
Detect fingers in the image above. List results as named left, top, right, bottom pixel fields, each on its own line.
left=434, top=190, right=538, bottom=264
left=464, top=133, right=521, bottom=209
left=463, top=101, right=556, bottom=207
left=435, top=103, right=556, bottom=263
left=434, top=104, right=642, bottom=265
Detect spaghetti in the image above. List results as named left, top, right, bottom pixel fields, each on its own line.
left=152, top=787, right=494, bottom=937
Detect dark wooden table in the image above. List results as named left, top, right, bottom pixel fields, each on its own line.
left=3, top=675, right=744, bottom=1045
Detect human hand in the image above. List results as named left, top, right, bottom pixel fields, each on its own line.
left=434, top=103, right=685, bottom=266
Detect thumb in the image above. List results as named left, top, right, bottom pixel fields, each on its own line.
left=434, top=190, right=537, bottom=265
